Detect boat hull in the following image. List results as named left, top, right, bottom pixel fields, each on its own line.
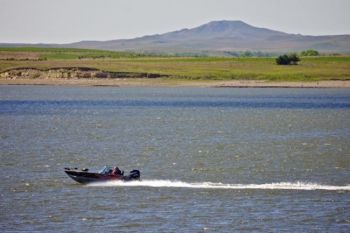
left=64, top=169, right=140, bottom=184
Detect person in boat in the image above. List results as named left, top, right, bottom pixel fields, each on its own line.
left=112, top=166, right=123, bottom=176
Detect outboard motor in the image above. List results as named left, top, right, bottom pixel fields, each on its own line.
left=124, top=170, right=141, bottom=181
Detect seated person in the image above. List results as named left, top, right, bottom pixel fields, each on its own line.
left=112, top=166, right=123, bottom=176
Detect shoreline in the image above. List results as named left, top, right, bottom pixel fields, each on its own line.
left=1, top=78, right=350, bottom=88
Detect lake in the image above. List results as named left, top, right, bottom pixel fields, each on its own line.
left=0, top=86, right=349, bottom=232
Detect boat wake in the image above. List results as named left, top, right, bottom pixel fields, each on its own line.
left=87, top=180, right=350, bottom=191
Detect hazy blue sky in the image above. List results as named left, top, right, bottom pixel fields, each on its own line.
left=1, top=0, right=349, bottom=43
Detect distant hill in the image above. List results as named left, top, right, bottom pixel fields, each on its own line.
left=2, top=20, right=350, bottom=53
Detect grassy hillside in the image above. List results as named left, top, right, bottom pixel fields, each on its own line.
left=0, top=47, right=143, bottom=60
left=1, top=47, right=349, bottom=81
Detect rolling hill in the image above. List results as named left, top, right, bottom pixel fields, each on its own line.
left=65, top=20, right=350, bottom=53
left=1, top=20, right=350, bottom=53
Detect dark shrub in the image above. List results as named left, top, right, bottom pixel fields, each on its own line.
left=276, top=53, right=300, bottom=65
left=288, top=53, right=300, bottom=65
left=276, top=54, right=290, bottom=65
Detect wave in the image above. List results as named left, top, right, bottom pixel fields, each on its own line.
left=87, top=180, right=350, bottom=191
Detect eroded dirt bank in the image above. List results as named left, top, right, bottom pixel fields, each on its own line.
left=0, top=67, right=167, bottom=79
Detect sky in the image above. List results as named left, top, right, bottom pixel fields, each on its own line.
left=1, top=0, right=350, bottom=44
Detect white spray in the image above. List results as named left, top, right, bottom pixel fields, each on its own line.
left=87, top=180, right=350, bottom=191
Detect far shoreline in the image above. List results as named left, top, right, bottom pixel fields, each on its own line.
left=1, top=78, right=350, bottom=88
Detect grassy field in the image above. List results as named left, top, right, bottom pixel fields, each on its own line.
left=0, top=47, right=143, bottom=60
left=1, top=47, right=350, bottom=81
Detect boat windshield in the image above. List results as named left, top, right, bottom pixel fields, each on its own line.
left=98, top=166, right=113, bottom=175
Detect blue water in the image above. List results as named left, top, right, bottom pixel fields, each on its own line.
left=0, top=86, right=349, bottom=232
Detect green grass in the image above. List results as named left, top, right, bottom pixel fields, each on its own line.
left=0, top=47, right=144, bottom=60
left=1, top=47, right=349, bottom=81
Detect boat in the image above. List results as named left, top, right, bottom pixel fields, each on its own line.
left=64, top=166, right=141, bottom=184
